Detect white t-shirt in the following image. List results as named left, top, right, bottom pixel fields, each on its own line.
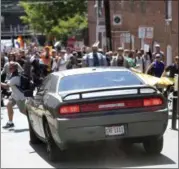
left=58, top=58, right=67, bottom=71
left=64, top=53, right=73, bottom=62
left=7, top=76, right=25, bottom=101
left=136, top=57, right=143, bottom=72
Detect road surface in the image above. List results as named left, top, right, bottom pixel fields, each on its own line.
left=1, top=106, right=178, bottom=168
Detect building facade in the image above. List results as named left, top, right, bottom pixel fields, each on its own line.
left=1, top=0, right=31, bottom=38
left=88, top=0, right=178, bottom=63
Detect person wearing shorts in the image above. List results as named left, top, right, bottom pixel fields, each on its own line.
left=8, top=97, right=26, bottom=115
left=1, top=62, right=26, bottom=129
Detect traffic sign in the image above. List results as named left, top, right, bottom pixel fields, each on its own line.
left=138, top=26, right=154, bottom=39
left=138, top=27, right=146, bottom=39
left=145, top=27, right=154, bottom=39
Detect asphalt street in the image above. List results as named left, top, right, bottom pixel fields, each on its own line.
left=1, top=106, right=178, bottom=168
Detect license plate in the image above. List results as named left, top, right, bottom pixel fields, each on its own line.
left=105, top=125, right=125, bottom=136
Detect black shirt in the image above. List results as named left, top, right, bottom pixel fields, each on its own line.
left=117, top=56, right=124, bottom=66
left=17, top=59, right=25, bottom=68
left=165, top=64, right=179, bottom=78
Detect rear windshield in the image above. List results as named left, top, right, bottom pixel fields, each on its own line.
left=59, top=71, right=143, bottom=92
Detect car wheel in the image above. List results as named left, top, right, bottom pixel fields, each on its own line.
left=44, top=121, right=62, bottom=162
left=143, top=136, right=163, bottom=155
left=27, top=111, right=41, bottom=144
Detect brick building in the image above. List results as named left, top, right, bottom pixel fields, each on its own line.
left=88, top=0, right=178, bottom=64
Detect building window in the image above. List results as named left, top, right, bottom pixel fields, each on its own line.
left=140, top=0, right=146, bottom=13
left=165, top=0, right=172, bottom=20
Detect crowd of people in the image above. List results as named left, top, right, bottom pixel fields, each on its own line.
left=1, top=42, right=179, bottom=128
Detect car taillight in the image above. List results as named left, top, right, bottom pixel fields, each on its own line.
left=143, top=98, right=163, bottom=107
left=59, top=105, right=80, bottom=114
left=59, top=97, right=163, bottom=115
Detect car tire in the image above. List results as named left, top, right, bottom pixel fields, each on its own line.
left=27, top=111, right=42, bottom=144
left=44, top=121, right=62, bottom=162
left=143, top=136, right=163, bottom=155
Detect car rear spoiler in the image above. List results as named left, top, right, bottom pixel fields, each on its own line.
left=62, top=85, right=158, bottom=100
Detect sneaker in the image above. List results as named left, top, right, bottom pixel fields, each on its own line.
left=2, top=122, right=15, bottom=129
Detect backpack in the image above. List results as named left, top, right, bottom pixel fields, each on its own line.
left=16, top=73, right=35, bottom=97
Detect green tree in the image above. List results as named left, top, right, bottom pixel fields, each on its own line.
left=52, top=14, right=87, bottom=39
left=20, top=0, right=87, bottom=39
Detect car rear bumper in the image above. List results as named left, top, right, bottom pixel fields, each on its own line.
left=54, top=109, right=168, bottom=148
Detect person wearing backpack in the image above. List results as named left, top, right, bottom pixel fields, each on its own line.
left=1, top=52, right=23, bottom=107
left=1, top=62, right=26, bottom=129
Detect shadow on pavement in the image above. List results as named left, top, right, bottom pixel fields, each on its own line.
left=8, top=128, right=29, bottom=133
left=30, top=141, right=176, bottom=168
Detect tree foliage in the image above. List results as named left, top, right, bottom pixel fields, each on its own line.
left=52, top=14, right=87, bottom=39
left=20, top=0, right=88, bottom=39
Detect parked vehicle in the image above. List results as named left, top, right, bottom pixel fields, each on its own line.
left=25, top=67, right=168, bottom=162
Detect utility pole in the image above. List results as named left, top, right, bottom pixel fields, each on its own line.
left=11, top=27, right=15, bottom=48
left=95, top=0, right=99, bottom=42
left=104, top=0, right=112, bottom=51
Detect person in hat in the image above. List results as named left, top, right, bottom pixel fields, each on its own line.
left=82, top=42, right=107, bottom=67
left=1, top=62, right=26, bottom=129
left=135, top=51, right=145, bottom=72
left=51, top=49, right=60, bottom=72
left=152, top=44, right=164, bottom=60
left=146, top=53, right=165, bottom=77
left=123, top=49, right=130, bottom=58
left=105, top=51, right=113, bottom=66
left=111, top=47, right=128, bottom=68
left=57, top=49, right=68, bottom=71
left=66, top=55, right=78, bottom=69
left=162, top=56, right=179, bottom=78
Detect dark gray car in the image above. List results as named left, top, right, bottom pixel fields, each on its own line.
left=26, top=67, right=168, bottom=162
